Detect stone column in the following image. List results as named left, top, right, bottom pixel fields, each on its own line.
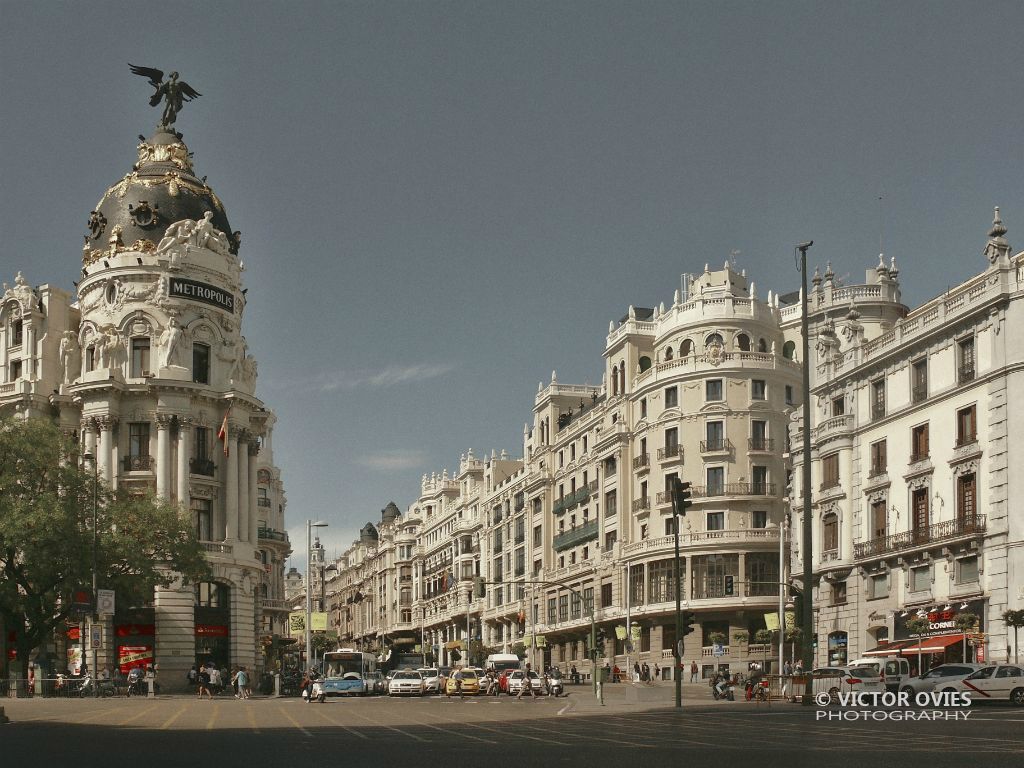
left=97, top=417, right=113, bottom=486
left=237, top=432, right=249, bottom=543
left=155, top=414, right=172, bottom=500
left=83, top=418, right=97, bottom=462
left=177, top=419, right=191, bottom=506
left=224, top=427, right=239, bottom=540
left=248, top=439, right=259, bottom=547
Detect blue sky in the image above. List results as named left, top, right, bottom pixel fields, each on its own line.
left=3, top=1, right=1023, bottom=567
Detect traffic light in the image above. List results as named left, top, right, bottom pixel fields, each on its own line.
left=724, top=575, right=734, bottom=596
left=597, top=627, right=607, bottom=646
left=672, top=479, right=691, bottom=518
left=472, top=576, right=486, bottom=599
left=681, top=611, right=696, bottom=637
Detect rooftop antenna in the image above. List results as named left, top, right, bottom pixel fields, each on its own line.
left=878, top=193, right=885, bottom=255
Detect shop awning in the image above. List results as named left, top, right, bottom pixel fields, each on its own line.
left=898, top=634, right=964, bottom=655
left=862, top=640, right=914, bottom=656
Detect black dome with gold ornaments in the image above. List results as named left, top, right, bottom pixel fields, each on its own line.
left=83, top=128, right=237, bottom=265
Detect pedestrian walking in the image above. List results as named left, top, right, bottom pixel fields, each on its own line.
left=633, top=662, right=641, bottom=682
left=197, top=666, right=212, bottom=699
left=570, top=665, right=579, bottom=685
left=690, top=660, right=698, bottom=683
left=517, top=664, right=538, bottom=701
left=232, top=666, right=250, bottom=699
left=653, top=663, right=660, bottom=681
left=449, top=666, right=464, bottom=699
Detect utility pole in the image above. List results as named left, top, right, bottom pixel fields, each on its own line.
left=797, top=240, right=815, bottom=700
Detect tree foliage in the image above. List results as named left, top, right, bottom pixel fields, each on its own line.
left=0, top=418, right=210, bottom=675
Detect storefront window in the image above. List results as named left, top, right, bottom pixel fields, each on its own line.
left=828, top=631, right=848, bottom=666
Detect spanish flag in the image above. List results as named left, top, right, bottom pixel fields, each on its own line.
left=217, top=409, right=230, bottom=456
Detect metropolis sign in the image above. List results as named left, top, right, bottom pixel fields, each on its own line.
left=169, top=277, right=236, bottom=312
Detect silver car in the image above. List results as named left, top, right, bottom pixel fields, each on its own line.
left=417, top=668, right=442, bottom=693
left=388, top=670, right=424, bottom=696
left=899, top=663, right=987, bottom=696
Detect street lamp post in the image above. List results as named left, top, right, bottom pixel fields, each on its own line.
left=796, top=240, right=815, bottom=699
left=82, top=451, right=99, bottom=695
left=305, top=520, right=328, bottom=672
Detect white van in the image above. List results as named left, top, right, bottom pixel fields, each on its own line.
left=849, top=656, right=911, bottom=693
left=484, top=653, right=522, bottom=674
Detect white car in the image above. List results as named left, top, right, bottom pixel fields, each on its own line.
left=417, top=668, right=442, bottom=693
left=898, top=663, right=987, bottom=696
left=950, top=664, right=1024, bottom=705
left=812, top=665, right=884, bottom=701
left=388, top=670, right=424, bottom=696
left=506, top=670, right=544, bottom=695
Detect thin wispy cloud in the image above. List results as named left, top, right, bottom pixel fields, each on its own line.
left=267, top=363, right=454, bottom=393
left=357, top=450, right=426, bottom=471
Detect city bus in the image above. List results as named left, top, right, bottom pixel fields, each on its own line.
left=320, top=649, right=378, bottom=696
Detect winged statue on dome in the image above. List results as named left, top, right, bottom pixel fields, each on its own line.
left=128, top=64, right=201, bottom=129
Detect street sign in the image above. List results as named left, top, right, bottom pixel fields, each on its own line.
left=713, top=643, right=725, bottom=657
left=90, top=625, right=102, bottom=650
left=97, top=589, right=115, bottom=616
left=676, top=640, right=684, bottom=659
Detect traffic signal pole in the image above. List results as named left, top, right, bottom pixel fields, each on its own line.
left=671, top=479, right=691, bottom=709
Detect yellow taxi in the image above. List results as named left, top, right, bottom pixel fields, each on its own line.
left=444, top=667, right=480, bottom=696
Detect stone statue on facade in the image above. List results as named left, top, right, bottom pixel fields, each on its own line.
left=58, top=330, right=80, bottom=388
left=159, top=316, right=183, bottom=369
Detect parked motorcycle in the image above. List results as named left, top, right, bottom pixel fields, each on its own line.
left=78, top=674, right=116, bottom=698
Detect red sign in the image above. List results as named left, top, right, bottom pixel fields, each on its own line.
left=118, top=645, right=153, bottom=673
left=66, top=627, right=81, bottom=640
left=115, top=624, right=156, bottom=637
left=195, top=624, right=229, bottom=637
left=977, top=645, right=985, bottom=663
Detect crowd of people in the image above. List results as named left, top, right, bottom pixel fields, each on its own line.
left=187, top=662, right=252, bottom=699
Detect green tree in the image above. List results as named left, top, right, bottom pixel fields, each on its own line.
left=0, top=418, right=209, bottom=677
left=1002, top=609, right=1024, bottom=664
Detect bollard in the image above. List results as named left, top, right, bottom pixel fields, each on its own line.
left=274, top=672, right=281, bottom=698
left=147, top=679, right=155, bottom=698
left=597, top=680, right=604, bottom=706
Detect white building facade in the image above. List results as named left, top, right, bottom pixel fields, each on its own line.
left=0, top=120, right=290, bottom=687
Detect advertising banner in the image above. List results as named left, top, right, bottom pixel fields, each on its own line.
left=310, top=612, right=328, bottom=631
left=289, top=612, right=305, bottom=633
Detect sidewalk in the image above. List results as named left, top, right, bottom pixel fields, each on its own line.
left=561, top=680, right=797, bottom=714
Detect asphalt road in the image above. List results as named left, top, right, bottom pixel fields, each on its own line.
left=3, top=684, right=1022, bottom=768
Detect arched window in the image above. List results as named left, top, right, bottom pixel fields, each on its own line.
left=758, top=338, right=768, bottom=353
left=665, top=347, right=674, bottom=361
left=783, top=340, right=796, bottom=360
left=736, top=333, right=751, bottom=352
left=618, top=363, right=625, bottom=393
left=680, top=339, right=693, bottom=357
left=705, top=333, right=723, bottom=348
left=611, top=364, right=619, bottom=395
left=638, top=356, right=652, bottom=372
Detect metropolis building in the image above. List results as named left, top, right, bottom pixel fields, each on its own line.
left=0, top=98, right=290, bottom=686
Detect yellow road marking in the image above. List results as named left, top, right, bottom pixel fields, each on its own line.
left=247, top=706, right=260, bottom=734
left=116, top=702, right=159, bottom=725
left=206, top=701, right=220, bottom=730
left=159, top=704, right=187, bottom=730
left=277, top=705, right=313, bottom=738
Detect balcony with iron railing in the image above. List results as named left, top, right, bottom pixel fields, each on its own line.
left=123, top=454, right=154, bottom=472
left=909, top=451, right=929, bottom=464
left=552, top=519, right=599, bottom=551
left=633, top=453, right=650, bottom=471
left=871, top=403, right=886, bottom=421
left=689, top=482, right=776, bottom=498
left=258, top=527, right=289, bottom=543
left=853, top=515, right=986, bottom=559
left=657, top=444, right=683, bottom=461
left=631, top=496, right=651, bottom=512
left=257, top=497, right=271, bottom=508
left=958, top=363, right=976, bottom=384
left=747, top=437, right=775, bottom=452
left=912, top=384, right=928, bottom=404
left=700, top=438, right=733, bottom=454
left=189, top=457, right=216, bottom=477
